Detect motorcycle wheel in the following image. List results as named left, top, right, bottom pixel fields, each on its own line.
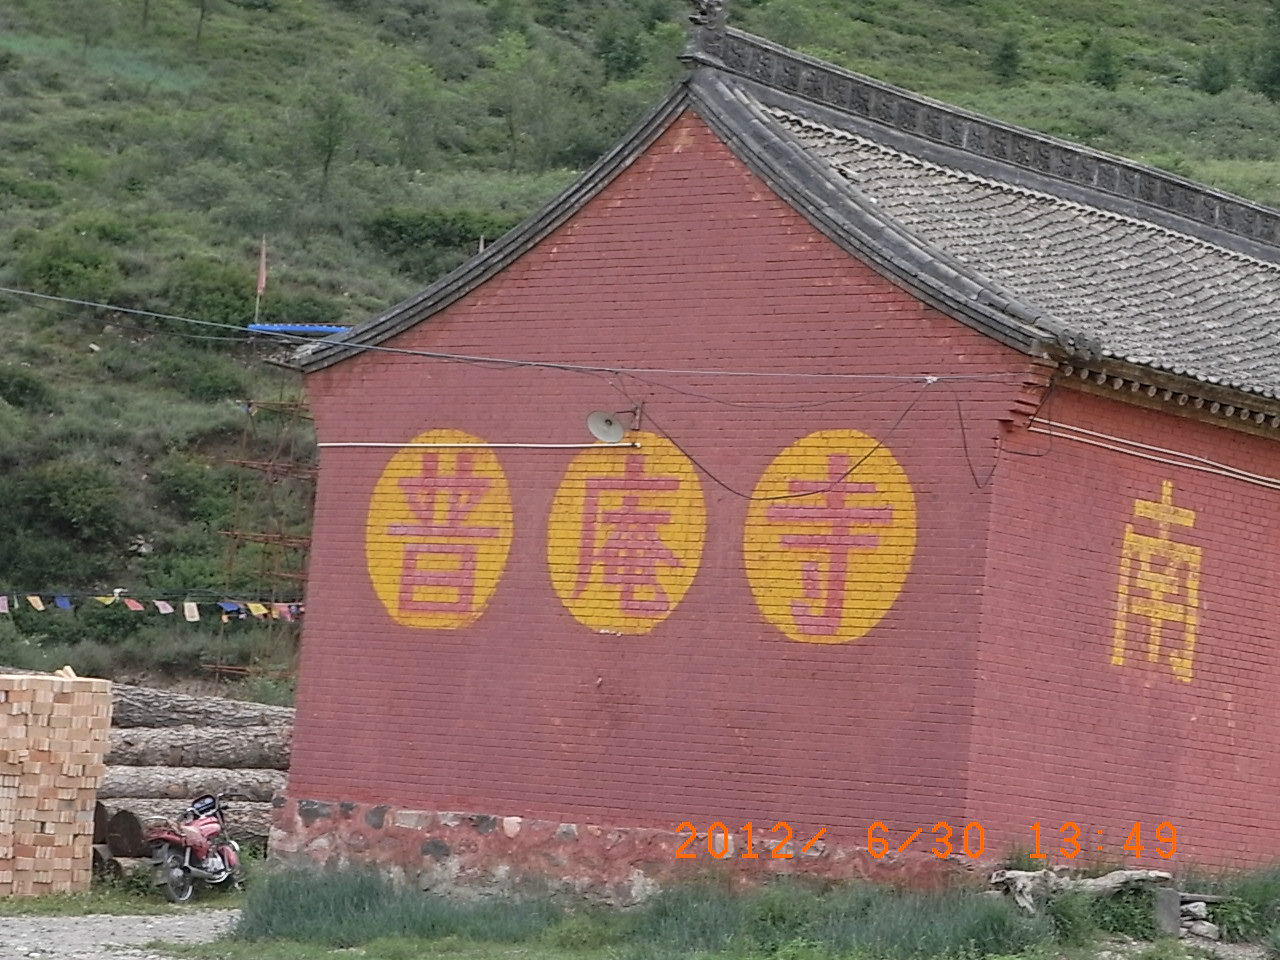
left=154, top=847, right=195, bottom=904
left=211, top=842, right=245, bottom=892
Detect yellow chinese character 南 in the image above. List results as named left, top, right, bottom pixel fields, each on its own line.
left=1111, top=480, right=1201, bottom=683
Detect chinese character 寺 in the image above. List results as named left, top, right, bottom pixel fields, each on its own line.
left=573, top=455, right=683, bottom=616
left=387, top=451, right=501, bottom=616
left=1111, top=480, right=1201, bottom=683
left=765, top=453, right=895, bottom=637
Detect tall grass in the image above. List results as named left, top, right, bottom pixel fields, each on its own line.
left=235, top=867, right=1053, bottom=959
left=235, top=866, right=560, bottom=947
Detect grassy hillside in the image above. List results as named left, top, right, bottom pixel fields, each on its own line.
left=2, top=0, right=1279, bottom=694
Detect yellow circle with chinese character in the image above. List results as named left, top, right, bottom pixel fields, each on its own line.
left=365, top=429, right=514, bottom=630
left=547, top=432, right=706, bottom=634
left=744, top=430, right=917, bottom=644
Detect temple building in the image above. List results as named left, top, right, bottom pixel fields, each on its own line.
left=273, top=7, right=1280, bottom=899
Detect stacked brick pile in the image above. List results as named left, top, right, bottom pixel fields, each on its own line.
left=0, top=674, right=113, bottom=896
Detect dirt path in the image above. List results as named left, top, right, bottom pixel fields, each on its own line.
left=0, top=909, right=237, bottom=960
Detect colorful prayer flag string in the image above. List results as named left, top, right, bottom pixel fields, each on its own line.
left=0, top=593, right=303, bottom=621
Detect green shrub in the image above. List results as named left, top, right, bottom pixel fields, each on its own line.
left=151, top=456, right=236, bottom=525
left=228, top=675, right=297, bottom=707
left=1197, top=49, right=1233, bottom=95
left=991, top=34, right=1022, bottom=84
left=0, top=171, right=60, bottom=207
left=163, top=258, right=256, bottom=330
left=14, top=231, right=122, bottom=301
left=1213, top=898, right=1259, bottom=942
left=1090, top=888, right=1155, bottom=940
left=1205, top=864, right=1280, bottom=937
left=21, top=459, right=126, bottom=544
left=363, top=206, right=524, bottom=278
left=261, top=292, right=343, bottom=328
left=1045, top=890, right=1096, bottom=946
left=1265, top=922, right=1280, bottom=960
left=542, top=910, right=626, bottom=949
left=1084, top=36, right=1122, bottom=90
left=0, top=365, right=55, bottom=410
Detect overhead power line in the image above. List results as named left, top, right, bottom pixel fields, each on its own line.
left=0, top=284, right=1030, bottom=384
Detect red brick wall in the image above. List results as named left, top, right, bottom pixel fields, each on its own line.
left=970, top=387, right=1280, bottom=868
left=292, top=109, right=1026, bottom=867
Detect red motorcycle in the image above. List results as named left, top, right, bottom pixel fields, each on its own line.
left=143, top=792, right=246, bottom=903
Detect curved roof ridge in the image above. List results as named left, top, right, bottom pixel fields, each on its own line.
left=696, top=27, right=1280, bottom=258
left=770, top=108, right=1280, bottom=277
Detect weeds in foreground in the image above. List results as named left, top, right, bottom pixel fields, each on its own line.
left=234, top=866, right=1053, bottom=958
left=1181, top=863, right=1280, bottom=941
left=0, top=873, right=241, bottom=916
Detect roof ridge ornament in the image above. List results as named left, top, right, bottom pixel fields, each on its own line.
left=683, top=0, right=729, bottom=65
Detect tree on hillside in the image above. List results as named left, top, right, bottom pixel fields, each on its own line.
left=1196, top=48, right=1233, bottom=95
left=990, top=33, right=1021, bottom=84
left=476, top=31, right=551, bottom=171
left=1255, top=0, right=1280, bottom=101
left=194, top=0, right=218, bottom=48
left=69, top=0, right=118, bottom=61
left=596, top=18, right=645, bottom=81
left=1084, top=36, right=1121, bottom=90
left=301, top=85, right=357, bottom=199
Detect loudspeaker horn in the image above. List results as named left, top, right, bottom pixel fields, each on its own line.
left=586, top=411, right=626, bottom=444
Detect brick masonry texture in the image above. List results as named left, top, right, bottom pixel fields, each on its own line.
left=0, top=674, right=113, bottom=896
left=971, top=388, right=1280, bottom=870
left=282, top=108, right=1280, bottom=890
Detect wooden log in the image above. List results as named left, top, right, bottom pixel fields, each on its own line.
left=990, top=868, right=1174, bottom=913
left=94, top=802, right=110, bottom=844
left=92, top=846, right=156, bottom=883
left=108, top=725, right=291, bottom=769
left=106, top=808, right=148, bottom=858
left=110, top=683, right=293, bottom=729
left=111, top=798, right=273, bottom=849
left=100, top=766, right=287, bottom=802
left=0, top=665, right=294, bottom=728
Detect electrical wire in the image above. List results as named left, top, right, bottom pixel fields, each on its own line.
left=0, top=289, right=253, bottom=344
left=1030, top=417, right=1280, bottom=491
left=0, top=284, right=1032, bottom=384
left=617, top=367, right=922, bottom=413
left=637, top=379, right=933, bottom=501
left=0, top=291, right=254, bottom=348
left=947, top=381, right=1001, bottom=490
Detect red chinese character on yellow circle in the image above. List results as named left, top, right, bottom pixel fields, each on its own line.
left=365, top=429, right=514, bottom=629
left=548, top=432, right=706, bottom=634
left=744, top=430, right=917, bottom=643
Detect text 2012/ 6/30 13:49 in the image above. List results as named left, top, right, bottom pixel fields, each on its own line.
left=675, top=821, right=1178, bottom=860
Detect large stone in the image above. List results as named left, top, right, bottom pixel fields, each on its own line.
left=1154, top=887, right=1181, bottom=937
left=1182, top=901, right=1209, bottom=919
left=1187, top=921, right=1220, bottom=941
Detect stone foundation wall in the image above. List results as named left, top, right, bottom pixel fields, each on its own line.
left=271, top=797, right=976, bottom=904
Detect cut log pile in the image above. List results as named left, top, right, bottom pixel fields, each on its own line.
left=3, top=665, right=292, bottom=869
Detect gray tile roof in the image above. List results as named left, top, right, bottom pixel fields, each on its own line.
left=296, top=22, right=1280, bottom=414
left=764, top=106, right=1280, bottom=400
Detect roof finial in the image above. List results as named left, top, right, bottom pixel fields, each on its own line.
left=688, top=0, right=728, bottom=29
left=683, top=0, right=729, bottom=64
